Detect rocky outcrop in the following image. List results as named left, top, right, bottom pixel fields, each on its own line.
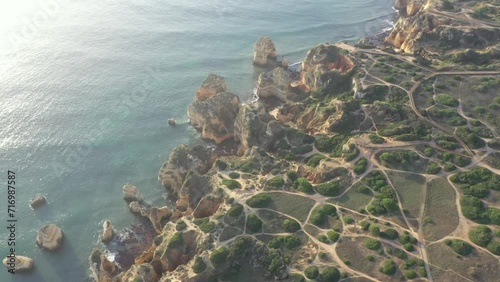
left=121, top=263, right=159, bottom=282
left=195, top=74, right=228, bottom=102
left=159, top=145, right=214, bottom=197
left=36, top=224, right=64, bottom=251
left=297, top=100, right=354, bottom=134
left=386, top=0, right=499, bottom=53
left=256, top=67, right=292, bottom=101
left=301, top=44, right=355, bottom=92
left=234, top=102, right=285, bottom=154
left=128, top=202, right=173, bottom=233
left=188, top=92, right=241, bottom=144
left=2, top=256, right=34, bottom=272
left=253, top=37, right=278, bottom=66
left=123, top=184, right=142, bottom=203
left=394, top=0, right=426, bottom=17
left=30, top=195, right=46, bottom=209
left=148, top=228, right=202, bottom=274
left=101, top=220, right=114, bottom=243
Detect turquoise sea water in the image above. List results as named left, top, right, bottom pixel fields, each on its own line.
left=0, top=0, right=395, bottom=281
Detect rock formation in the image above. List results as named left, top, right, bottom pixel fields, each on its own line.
left=2, top=256, right=34, bottom=272
left=187, top=92, right=241, bottom=144
left=195, top=74, right=228, bottom=101
left=386, top=0, right=499, bottom=53
left=122, top=184, right=142, bottom=203
left=300, top=44, right=355, bottom=92
left=101, top=220, right=114, bottom=243
left=30, top=195, right=47, bottom=209
left=256, top=67, right=292, bottom=101
left=36, top=224, right=64, bottom=251
left=253, top=37, right=278, bottom=66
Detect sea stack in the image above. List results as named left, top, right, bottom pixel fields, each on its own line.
left=36, top=224, right=64, bottom=251
left=195, top=74, right=228, bottom=101
left=253, top=36, right=278, bottom=66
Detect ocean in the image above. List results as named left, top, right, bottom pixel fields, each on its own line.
left=0, top=0, right=395, bottom=281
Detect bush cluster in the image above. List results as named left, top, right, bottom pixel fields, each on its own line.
left=310, top=205, right=337, bottom=226
left=246, top=194, right=272, bottom=208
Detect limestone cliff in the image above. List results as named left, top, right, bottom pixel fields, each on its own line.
left=385, top=0, right=500, bottom=54
left=187, top=92, right=240, bottom=144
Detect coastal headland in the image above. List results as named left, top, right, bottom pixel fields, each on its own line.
left=87, top=0, right=500, bottom=281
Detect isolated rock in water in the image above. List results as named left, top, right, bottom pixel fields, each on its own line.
left=257, top=67, right=292, bottom=102
left=253, top=36, right=278, bottom=66
left=187, top=92, right=240, bottom=144
left=101, top=220, right=114, bottom=243
left=36, top=224, right=64, bottom=251
left=301, top=44, right=355, bottom=92
left=123, top=184, right=142, bottom=202
left=30, top=195, right=47, bottom=209
left=168, top=118, right=176, bottom=127
left=195, top=74, right=228, bottom=101
left=2, top=256, right=34, bottom=272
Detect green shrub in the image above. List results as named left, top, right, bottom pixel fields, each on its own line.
left=393, top=248, right=408, bottom=260
left=435, top=94, right=459, bottom=107
left=192, top=256, right=206, bottom=273
left=370, top=225, right=381, bottom=237
left=353, top=157, right=369, bottom=175
left=291, top=145, right=313, bottom=155
left=222, top=179, right=241, bottom=190
left=446, top=239, right=474, bottom=256
left=199, top=221, right=215, bottom=233
left=227, top=203, right=244, bottom=217
left=367, top=255, right=375, bottom=261
left=282, top=219, right=301, bottom=233
left=364, top=238, right=381, bottom=250
left=360, top=221, right=371, bottom=231
left=307, top=154, right=327, bottom=167
left=293, top=178, right=314, bottom=194
left=210, top=247, right=229, bottom=268
left=404, top=270, right=418, bottom=279
left=167, top=232, right=184, bottom=248
left=487, top=240, right=500, bottom=255
left=304, top=266, right=319, bottom=279
left=343, top=216, right=355, bottom=224
left=469, top=225, right=492, bottom=247
left=228, top=172, right=240, bottom=179
left=215, top=160, right=228, bottom=170
left=444, top=163, right=456, bottom=172
left=426, top=162, right=442, bottom=174
left=315, top=181, right=341, bottom=196
left=403, top=243, right=415, bottom=252
left=266, top=176, right=285, bottom=189
left=290, top=274, right=306, bottom=282
left=380, top=259, right=397, bottom=275
left=286, top=170, right=298, bottom=182
left=246, top=214, right=262, bottom=233
left=318, top=267, right=340, bottom=282
left=327, top=231, right=340, bottom=242
left=246, top=194, right=272, bottom=208
left=382, top=228, right=399, bottom=240
left=310, top=205, right=337, bottom=226
left=369, top=134, right=385, bottom=144
left=176, top=220, right=187, bottom=231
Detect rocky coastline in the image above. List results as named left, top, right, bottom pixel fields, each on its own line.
left=88, top=0, right=500, bottom=281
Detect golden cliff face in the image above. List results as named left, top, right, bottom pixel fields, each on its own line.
left=386, top=0, right=500, bottom=54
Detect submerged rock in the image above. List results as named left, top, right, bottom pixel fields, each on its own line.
left=187, top=92, right=240, bottom=144
left=195, top=74, right=228, bottom=102
left=2, top=256, right=34, bottom=272
left=36, top=224, right=64, bottom=251
left=168, top=118, right=176, bottom=127
left=253, top=36, right=278, bottom=66
left=30, top=195, right=47, bottom=209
